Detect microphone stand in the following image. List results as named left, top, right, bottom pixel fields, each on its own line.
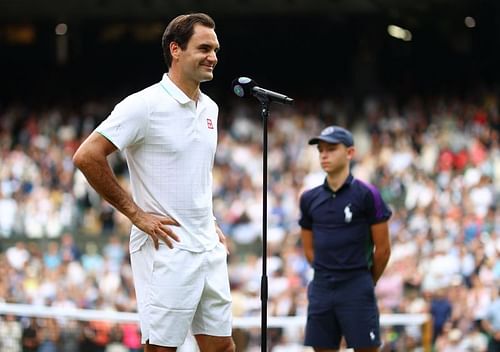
left=258, top=97, right=270, bottom=352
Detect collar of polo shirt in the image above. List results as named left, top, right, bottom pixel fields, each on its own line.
left=160, top=73, right=203, bottom=105
left=322, top=174, right=354, bottom=193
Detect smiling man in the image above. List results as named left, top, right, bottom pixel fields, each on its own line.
left=73, top=13, right=234, bottom=352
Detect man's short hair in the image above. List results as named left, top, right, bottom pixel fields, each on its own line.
left=162, top=13, right=216, bottom=68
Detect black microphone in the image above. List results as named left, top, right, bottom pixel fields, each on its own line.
left=231, top=77, right=294, bottom=105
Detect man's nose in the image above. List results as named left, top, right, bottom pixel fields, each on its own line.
left=207, top=51, right=217, bottom=64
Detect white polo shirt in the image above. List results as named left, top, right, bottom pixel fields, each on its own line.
left=96, top=74, right=219, bottom=253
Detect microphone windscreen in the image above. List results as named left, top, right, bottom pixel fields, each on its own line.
left=231, top=77, right=256, bottom=98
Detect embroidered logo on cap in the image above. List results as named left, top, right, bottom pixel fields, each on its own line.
left=321, top=126, right=334, bottom=135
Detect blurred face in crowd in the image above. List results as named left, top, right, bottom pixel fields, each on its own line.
left=317, top=141, right=354, bottom=175
left=170, top=24, right=219, bottom=84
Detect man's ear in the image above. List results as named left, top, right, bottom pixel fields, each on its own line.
left=347, top=146, right=356, bottom=160
left=170, top=42, right=180, bottom=61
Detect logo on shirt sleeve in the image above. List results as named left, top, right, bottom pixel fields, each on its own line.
left=344, top=204, right=352, bottom=223
left=207, top=118, right=214, bottom=129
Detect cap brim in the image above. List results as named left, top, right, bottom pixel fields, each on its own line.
left=308, top=136, right=342, bottom=145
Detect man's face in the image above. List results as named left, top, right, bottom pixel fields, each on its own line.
left=172, top=24, right=219, bottom=83
left=317, top=141, right=354, bottom=174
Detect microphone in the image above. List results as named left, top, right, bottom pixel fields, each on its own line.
left=231, top=77, right=294, bottom=105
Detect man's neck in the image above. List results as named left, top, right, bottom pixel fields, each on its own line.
left=326, top=167, right=350, bottom=192
left=167, top=71, right=200, bottom=101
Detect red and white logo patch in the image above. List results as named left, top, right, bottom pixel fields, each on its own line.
left=206, top=118, right=214, bottom=129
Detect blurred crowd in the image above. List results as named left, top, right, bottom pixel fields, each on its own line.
left=0, top=91, right=499, bottom=351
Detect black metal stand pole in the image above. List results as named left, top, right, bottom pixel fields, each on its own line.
left=259, top=99, right=270, bottom=352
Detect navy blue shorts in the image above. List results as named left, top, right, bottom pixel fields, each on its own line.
left=304, top=272, right=381, bottom=349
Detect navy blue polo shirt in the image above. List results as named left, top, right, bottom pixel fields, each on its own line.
left=299, top=174, right=391, bottom=280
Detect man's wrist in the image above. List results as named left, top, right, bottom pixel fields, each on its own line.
left=128, top=206, right=143, bottom=224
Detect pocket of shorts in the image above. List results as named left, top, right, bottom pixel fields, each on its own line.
left=307, top=283, right=331, bottom=314
left=149, top=247, right=202, bottom=310
left=308, top=282, right=328, bottom=302
left=150, top=244, right=180, bottom=281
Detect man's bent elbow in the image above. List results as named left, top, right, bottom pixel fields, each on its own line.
left=72, top=148, right=86, bottom=170
left=72, top=146, right=96, bottom=173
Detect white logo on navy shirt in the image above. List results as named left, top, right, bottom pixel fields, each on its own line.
left=344, top=204, right=352, bottom=223
left=370, top=331, right=375, bottom=340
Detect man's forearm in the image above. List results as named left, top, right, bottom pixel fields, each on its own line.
left=300, top=229, right=314, bottom=265
left=305, top=248, right=314, bottom=265
left=76, top=155, right=141, bottom=222
left=371, top=249, right=390, bottom=284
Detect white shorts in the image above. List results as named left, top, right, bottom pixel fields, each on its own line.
left=130, top=239, right=232, bottom=347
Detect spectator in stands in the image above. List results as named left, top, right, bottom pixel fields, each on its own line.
left=42, top=242, right=61, bottom=271
left=36, top=318, right=59, bottom=352
left=0, top=314, right=22, bottom=352
left=81, top=241, right=104, bottom=275
left=57, top=319, right=80, bottom=352
left=121, top=323, right=142, bottom=352
left=21, top=317, right=39, bottom=352
left=482, top=287, right=500, bottom=352
left=6, top=242, right=30, bottom=272
left=430, top=289, right=453, bottom=343
left=60, top=233, right=82, bottom=262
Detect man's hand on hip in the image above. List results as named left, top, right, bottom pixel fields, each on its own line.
left=132, top=210, right=180, bottom=249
